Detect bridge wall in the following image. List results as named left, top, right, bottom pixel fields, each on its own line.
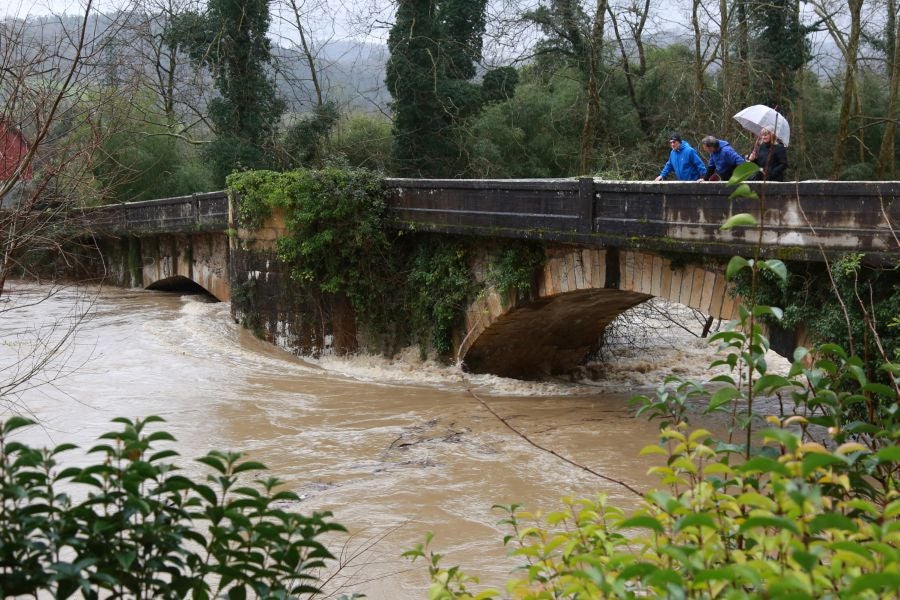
left=387, top=179, right=900, bottom=262
left=228, top=209, right=358, bottom=354
left=85, top=192, right=231, bottom=299
left=140, top=232, right=230, bottom=300
left=79, top=180, right=899, bottom=377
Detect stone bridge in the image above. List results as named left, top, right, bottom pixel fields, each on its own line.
left=86, top=192, right=230, bottom=300
left=86, top=179, right=900, bottom=377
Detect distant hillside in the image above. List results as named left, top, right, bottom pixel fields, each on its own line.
left=272, top=40, right=390, bottom=114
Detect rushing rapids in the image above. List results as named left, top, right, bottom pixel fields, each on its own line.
left=0, top=283, right=787, bottom=597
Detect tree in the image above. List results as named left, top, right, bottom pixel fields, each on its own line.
left=810, top=0, right=864, bottom=178
left=876, top=0, right=900, bottom=178
left=385, top=0, right=487, bottom=177
left=176, top=0, right=285, bottom=185
left=0, top=2, right=139, bottom=406
left=748, top=0, right=811, bottom=107
left=607, top=0, right=653, bottom=133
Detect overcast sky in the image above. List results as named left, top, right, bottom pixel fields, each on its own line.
left=4, top=0, right=869, bottom=71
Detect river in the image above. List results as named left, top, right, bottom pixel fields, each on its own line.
left=0, top=283, right=768, bottom=598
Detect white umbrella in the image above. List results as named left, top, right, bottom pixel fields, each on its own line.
left=733, top=105, right=791, bottom=147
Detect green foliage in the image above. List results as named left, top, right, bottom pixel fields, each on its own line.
left=386, top=0, right=487, bottom=177
left=174, top=0, right=284, bottom=185
left=323, top=112, right=394, bottom=171
left=748, top=0, right=812, bottom=104
left=406, top=237, right=544, bottom=356
left=733, top=255, right=900, bottom=378
left=408, top=238, right=475, bottom=355
left=484, top=241, right=545, bottom=300
left=228, top=168, right=546, bottom=358
left=228, top=167, right=408, bottom=350
left=522, top=1, right=590, bottom=66
left=0, top=416, right=344, bottom=598
left=466, top=68, right=584, bottom=178
left=227, top=169, right=280, bottom=230
left=480, top=67, right=519, bottom=104
left=272, top=169, right=394, bottom=314
left=95, top=127, right=215, bottom=202
left=282, top=101, right=341, bottom=169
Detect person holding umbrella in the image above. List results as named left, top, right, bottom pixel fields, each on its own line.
left=733, top=105, right=790, bottom=181
left=654, top=133, right=706, bottom=181
left=697, top=135, right=745, bottom=182
left=747, top=128, right=788, bottom=181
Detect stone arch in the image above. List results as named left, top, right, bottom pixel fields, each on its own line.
left=140, top=233, right=230, bottom=301
left=458, top=248, right=738, bottom=378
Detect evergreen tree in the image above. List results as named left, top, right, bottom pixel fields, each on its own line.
left=386, top=0, right=486, bottom=177
left=748, top=0, right=811, bottom=107
left=180, top=0, right=285, bottom=185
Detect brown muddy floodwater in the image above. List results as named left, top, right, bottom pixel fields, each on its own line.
left=1, top=284, right=776, bottom=598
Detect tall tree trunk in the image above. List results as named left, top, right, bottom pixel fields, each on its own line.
left=719, top=0, right=731, bottom=131
left=830, top=0, right=863, bottom=179
left=876, top=0, right=899, bottom=178
left=287, top=0, right=323, bottom=108
left=580, top=0, right=607, bottom=174
left=606, top=0, right=650, bottom=134
left=692, top=0, right=705, bottom=120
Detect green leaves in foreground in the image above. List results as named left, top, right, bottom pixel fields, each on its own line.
left=411, top=276, right=899, bottom=598
left=413, top=408, right=900, bottom=599
left=0, top=416, right=345, bottom=598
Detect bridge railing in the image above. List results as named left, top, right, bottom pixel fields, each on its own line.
left=85, top=191, right=229, bottom=235
left=386, top=178, right=900, bottom=261
left=83, top=179, right=900, bottom=262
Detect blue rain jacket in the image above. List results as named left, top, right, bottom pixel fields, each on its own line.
left=704, top=140, right=746, bottom=181
left=659, top=141, right=706, bottom=181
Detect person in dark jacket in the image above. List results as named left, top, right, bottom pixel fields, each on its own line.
left=654, top=133, right=706, bottom=181
left=698, top=135, right=745, bottom=181
left=748, top=128, right=788, bottom=181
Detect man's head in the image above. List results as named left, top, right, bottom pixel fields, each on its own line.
left=701, top=135, right=720, bottom=151
left=668, top=133, right=682, bottom=150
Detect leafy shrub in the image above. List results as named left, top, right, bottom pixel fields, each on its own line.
left=0, top=416, right=344, bottom=598
left=408, top=238, right=476, bottom=355
left=410, top=343, right=900, bottom=598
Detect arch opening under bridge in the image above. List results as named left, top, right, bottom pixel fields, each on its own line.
left=145, top=275, right=220, bottom=300
left=458, top=248, right=741, bottom=379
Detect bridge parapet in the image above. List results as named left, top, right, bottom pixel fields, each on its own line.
left=86, top=191, right=228, bottom=235
left=387, top=179, right=900, bottom=262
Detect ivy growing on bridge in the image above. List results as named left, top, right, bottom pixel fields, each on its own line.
left=227, top=168, right=546, bottom=358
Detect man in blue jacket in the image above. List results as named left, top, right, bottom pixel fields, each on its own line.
left=654, top=133, right=706, bottom=181
left=698, top=135, right=745, bottom=181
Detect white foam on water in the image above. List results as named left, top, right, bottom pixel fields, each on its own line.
left=585, top=299, right=791, bottom=386
left=141, top=294, right=792, bottom=399
left=299, top=299, right=792, bottom=396
left=309, top=347, right=588, bottom=396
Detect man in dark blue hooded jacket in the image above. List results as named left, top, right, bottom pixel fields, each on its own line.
left=698, top=135, right=745, bottom=181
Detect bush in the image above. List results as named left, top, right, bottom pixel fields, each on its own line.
left=0, top=416, right=344, bottom=598
left=410, top=344, right=900, bottom=598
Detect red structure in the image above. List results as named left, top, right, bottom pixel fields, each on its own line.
left=0, top=121, right=33, bottom=182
